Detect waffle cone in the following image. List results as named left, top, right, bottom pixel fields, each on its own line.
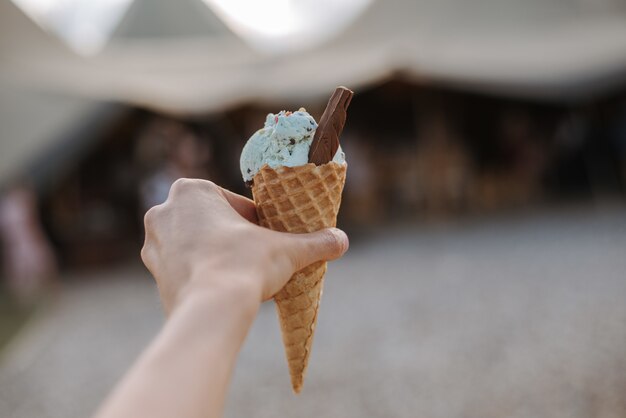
left=251, top=161, right=347, bottom=393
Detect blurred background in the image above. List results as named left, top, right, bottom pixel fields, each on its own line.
left=1, top=0, right=626, bottom=417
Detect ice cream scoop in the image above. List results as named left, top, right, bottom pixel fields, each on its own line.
left=240, top=108, right=345, bottom=184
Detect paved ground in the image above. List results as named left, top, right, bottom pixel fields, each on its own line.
left=1, top=205, right=626, bottom=418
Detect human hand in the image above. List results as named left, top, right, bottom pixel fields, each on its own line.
left=140, top=178, right=349, bottom=314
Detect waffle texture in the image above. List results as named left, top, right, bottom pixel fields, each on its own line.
left=251, top=162, right=347, bottom=393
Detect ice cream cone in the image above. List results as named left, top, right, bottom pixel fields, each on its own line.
left=251, top=161, right=347, bottom=393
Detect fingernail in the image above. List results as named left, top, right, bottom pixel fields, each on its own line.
left=329, top=228, right=349, bottom=254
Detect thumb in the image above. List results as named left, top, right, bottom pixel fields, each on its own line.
left=284, top=228, right=349, bottom=271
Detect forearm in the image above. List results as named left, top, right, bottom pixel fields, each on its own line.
left=95, top=280, right=259, bottom=418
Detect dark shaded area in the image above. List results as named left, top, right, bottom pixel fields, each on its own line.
left=30, top=80, right=626, bottom=270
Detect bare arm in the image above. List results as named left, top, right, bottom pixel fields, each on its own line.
left=95, top=179, right=348, bottom=418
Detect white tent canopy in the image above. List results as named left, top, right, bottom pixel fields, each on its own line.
left=111, top=0, right=238, bottom=41
left=3, top=0, right=626, bottom=115
left=0, top=2, right=103, bottom=185
left=2, top=0, right=626, bottom=184
left=0, top=0, right=245, bottom=185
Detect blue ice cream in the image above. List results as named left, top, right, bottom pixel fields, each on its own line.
left=240, top=108, right=345, bottom=182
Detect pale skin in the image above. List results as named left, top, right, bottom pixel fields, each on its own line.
left=95, top=178, right=349, bottom=418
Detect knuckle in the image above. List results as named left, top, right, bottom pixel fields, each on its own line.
left=143, top=204, right=162, bottom=230
left=201, top=180, right=220, bottom=196
left=170, top=178, right=218, bottom=198
left=140, top=245, right=149, bottom=264
left=170, top=177, right=194, bottom=195
left=140, top=244, right=154, bottom=269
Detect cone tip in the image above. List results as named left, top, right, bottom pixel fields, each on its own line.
left=292, top=380, right=303, bottom=394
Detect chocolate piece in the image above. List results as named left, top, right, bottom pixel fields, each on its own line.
left=308, top=86, right=353, bottom=165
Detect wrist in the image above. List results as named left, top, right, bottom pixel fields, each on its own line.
left=174, top=262, right=262, bottom=320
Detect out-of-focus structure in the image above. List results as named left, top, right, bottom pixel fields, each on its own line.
left=3, top=2, right=626, bottom=418
left=4, top=0, right=626, bottom=115
left=1, top=0, right=626, bottom=264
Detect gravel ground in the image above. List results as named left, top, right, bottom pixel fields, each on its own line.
left=1, top=206, right=626, bottom=418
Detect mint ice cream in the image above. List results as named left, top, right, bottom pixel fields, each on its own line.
left=240, top=108, right=345, bottom=183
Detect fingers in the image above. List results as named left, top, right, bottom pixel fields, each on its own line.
left=217, top=186, right=259, bottom=224
left=166, top=178, right=258, bottom=223
left=282, top=228, right=349, bottom=271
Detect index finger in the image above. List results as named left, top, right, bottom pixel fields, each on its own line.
left=217, top=186, right=259, bottom=224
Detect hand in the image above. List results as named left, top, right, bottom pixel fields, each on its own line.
left=141, top=178, right=349, bottom=314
